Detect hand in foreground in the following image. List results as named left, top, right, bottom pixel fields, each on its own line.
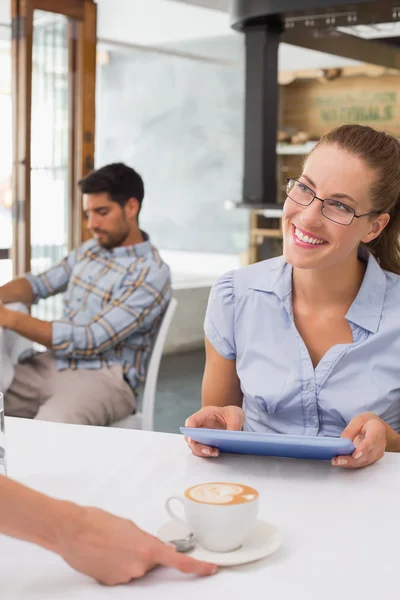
left=58, top=506, right=218, bottom=585
left=185, top=405, right=245, bottom=458
left=332, top=412, right=386, bottom=469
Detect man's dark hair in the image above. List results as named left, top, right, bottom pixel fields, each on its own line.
left=78, top=163, right=144, bottom=211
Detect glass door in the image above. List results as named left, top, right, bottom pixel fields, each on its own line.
left=0, top=25, right=13, bottom=285
left=12, top=0, right=96, bottom=319
left=30, top=10, right=69, bottom=319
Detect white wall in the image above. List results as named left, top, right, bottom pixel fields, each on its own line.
left=0, top=0, right=10, bottom=25
left=164, top=285, right=211, bottom=354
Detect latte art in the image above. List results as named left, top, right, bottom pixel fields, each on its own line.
left=185, top=482, right=259, bottom=505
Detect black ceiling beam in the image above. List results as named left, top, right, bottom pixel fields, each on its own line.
left=231, top=0, right=397, bottom=31
left=241, top=21, right=284, bottom=209
left=283, top=29, right=400, bottom=70
left=231, top=0, right=361, bottom=29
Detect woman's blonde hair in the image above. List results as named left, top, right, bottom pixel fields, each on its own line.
left=312, top=124, right=400, bottom=275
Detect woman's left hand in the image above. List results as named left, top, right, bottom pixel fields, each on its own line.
left=332, top=412, right=386, bottom=469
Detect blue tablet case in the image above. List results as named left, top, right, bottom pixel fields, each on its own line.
left=180, top=427, right=355, bottom=460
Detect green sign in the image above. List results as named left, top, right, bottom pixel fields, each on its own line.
left=320, top=105, right=393, bottom=122
left=314, top=92, right=397, bottom=106
left=314, top=91, right=397, bottom=124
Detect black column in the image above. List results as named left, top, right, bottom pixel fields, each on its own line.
left=241, top=20, right=283, bottom=207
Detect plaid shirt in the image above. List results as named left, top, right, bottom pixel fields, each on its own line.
left=25, top=234, right=171, bottom=393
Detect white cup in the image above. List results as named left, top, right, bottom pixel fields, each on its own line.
left=165, top=482, right=259, bottom=552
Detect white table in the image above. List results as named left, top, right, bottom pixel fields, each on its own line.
left=1, top=417, right=400, bottom=600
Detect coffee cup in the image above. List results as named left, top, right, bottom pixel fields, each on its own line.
left=165, top=482, right=259, bottom=552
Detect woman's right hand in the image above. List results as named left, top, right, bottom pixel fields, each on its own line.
left=184, top=405, right=245, bottom=458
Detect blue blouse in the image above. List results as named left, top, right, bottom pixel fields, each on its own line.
left=204, top=252, right=400, bottom=437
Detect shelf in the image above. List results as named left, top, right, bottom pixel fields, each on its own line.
left=276, top=141, right=317, bottom=155
left=253, top=208, right=283, bottom=218
left=251, top=228, right=282, bottom=239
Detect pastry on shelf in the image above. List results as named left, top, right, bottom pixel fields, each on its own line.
left=277, top=130, right=291, bottom=143
left=291, top=131, right=311, bottom=145
left=290, top=131, right=319, bottom=145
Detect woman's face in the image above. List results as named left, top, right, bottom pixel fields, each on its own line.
left=282, top=143, right=389, bottom=271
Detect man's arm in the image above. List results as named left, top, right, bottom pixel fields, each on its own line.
left=0, top=277, right=35, bottom=305
left=0, top=476, right=217, bottom=584
left=0, top=308, right=52, bottom=346
left=0, top=261, right=170, bottom=351
left=51, top=263, right=171, bottom=359
left=24, top=251, right=79, bottom=303
left=0, top=245, right=84, bottom=346
left=1, top=244, right=83, bottom=308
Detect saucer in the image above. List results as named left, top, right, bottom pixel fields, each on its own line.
left=157, top=519, right=282, bottom=567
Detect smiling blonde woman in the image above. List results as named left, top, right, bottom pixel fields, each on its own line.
left=186, top=124, right=400, bottom=469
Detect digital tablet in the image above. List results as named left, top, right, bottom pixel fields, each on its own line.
left=180, top=428, right=355, bottom=461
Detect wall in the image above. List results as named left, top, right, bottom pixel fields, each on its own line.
left=164, top=285, right=211, bottom=354
left=0, top=3, right=10, bottom=25
left=96, top=42, right=248, bottom=255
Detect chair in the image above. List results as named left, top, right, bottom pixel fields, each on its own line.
left=111, top=297, right=178, bottom=431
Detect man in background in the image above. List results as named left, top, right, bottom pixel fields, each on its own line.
left=0, top=163, right=171, bottom=425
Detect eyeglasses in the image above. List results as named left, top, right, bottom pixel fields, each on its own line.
left=285, top=178, right=380, bottom=226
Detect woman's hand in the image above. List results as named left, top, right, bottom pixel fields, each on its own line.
left=184, top=405, right=245, bottom=458
left=58, top=505, right=218, bottom=585
left=332, top=412, right=386, bottom=468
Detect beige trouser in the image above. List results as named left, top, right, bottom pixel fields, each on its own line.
left=4, top=352, right=136, bottom=426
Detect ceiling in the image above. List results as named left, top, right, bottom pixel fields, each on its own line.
left=0, top=0, right=366, bottom=70
left=2, top=0, right=400, bottom=43
left=170, top=0, right=229, bottom=11
left=96, top=0, right=232, bottom=46
left=0, top=0, right=231, bottom=25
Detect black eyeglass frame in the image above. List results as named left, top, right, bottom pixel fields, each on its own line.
left=285, top=178, right=381, bottom=226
